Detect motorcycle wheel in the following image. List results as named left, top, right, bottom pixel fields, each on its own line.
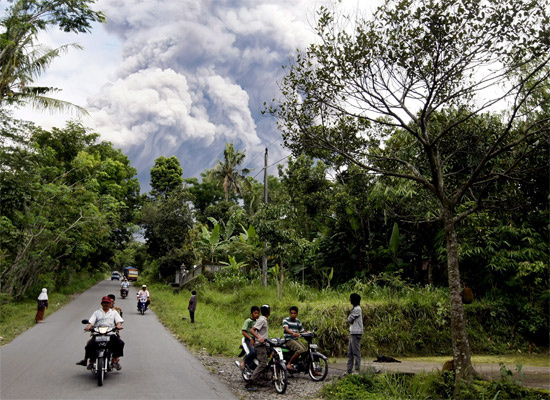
left=97, top=357, right=104, bottom=386
left=241, top=366, right=252, bottom=382
left=140, top=305, right=144, bottom=315
left=273, top=362, right=287, bottom=394
left=308, top=356, right=328, bottom=381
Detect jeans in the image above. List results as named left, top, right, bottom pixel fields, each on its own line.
left=243, top=338, right=257, bottom=367
left=347, top=334, right=362, bottom=373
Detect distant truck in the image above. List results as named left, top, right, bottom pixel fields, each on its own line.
left=123, top=266, right=138, bottom=281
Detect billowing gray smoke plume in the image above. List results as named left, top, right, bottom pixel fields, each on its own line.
left=87, top=0, right=323, bottom=192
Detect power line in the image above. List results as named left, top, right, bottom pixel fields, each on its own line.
left=244, top=137, right=283, bottom=172
left=252, top=153, right=292, bottom=180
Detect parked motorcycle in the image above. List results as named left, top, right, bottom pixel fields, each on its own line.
left=120, top=288, right=128, bottom=299
left=138, top=296, right=147, bottom=315
left=282, top=331, right=328, bottom=381
left=237, top=337, right=288, bottom=394
left=81, top=319, right=116, bottom=386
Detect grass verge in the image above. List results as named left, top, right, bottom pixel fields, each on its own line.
left=0, top=272, right=105, bottom=345
left=147, top=278, right=549, bottom=368
left=320, top=372, right=550, bottom=400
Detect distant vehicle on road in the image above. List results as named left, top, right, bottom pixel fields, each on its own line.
left=123, top=266, right=138, bottom=281
left=111, top=271, right=121, bottom=280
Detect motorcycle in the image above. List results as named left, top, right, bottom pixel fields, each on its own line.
left=237, top=337, right=288, bottom=394
left=81, top=319, right=116, bottom=386
left=138, top=296, right=147, bottom=315
left=282, top=331, right=329, bottom=381
left=120, top=287, right=128, bottom=299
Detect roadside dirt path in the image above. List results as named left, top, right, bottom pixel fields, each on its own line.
left=194, top=352, right=550, bottom=400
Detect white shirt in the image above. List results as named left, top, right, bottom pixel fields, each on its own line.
left=121, top=281, right=130, bottom=288
left=89, top=308, right=124, bottom=334
left=137, top=289, right=150, bottom=299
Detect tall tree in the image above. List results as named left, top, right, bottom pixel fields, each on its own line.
left=140, top=190, right=194, bottom=278
left=278, top=155, right=331, bottom=240
left=208, top=143, right=251, bottom=201
left=149, top=156, right=183, bottom=199
left=274, top=0, right=549, bottom=382
left=0, top=0, right=105, bottom=111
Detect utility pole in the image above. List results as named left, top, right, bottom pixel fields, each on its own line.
left=262, top=147, right=268, bottom=287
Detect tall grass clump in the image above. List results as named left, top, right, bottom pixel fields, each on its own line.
left=147, top=272, right=536, bottom=357
left=321, top=372, right=550, bottom=400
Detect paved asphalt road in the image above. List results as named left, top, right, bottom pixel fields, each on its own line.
left=0, top=280, right=236, bottom=400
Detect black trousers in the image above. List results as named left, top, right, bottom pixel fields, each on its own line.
left=189, top=310, right=195, bottom=323
left=85, top=335, right=125, bottom=360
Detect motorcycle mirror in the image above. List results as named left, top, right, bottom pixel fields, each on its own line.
left=81, top=319, right=89, bottom=324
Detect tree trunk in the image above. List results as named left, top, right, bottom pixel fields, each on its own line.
left=442, top=207, right=476, bottom=384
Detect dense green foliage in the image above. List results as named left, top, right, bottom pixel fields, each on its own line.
left=0, top=111, right=141, bottom=298
left=140, top=144, right=547, bottom=348
left=271, top=0, right=549, bottom=379
left=149, top=156, right=184, bottom=199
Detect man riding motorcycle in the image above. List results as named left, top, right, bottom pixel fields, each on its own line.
left=136, top=284, right=150, bottom=311
left=120, top=277, right=130, bottom=298
left=77, top=296, right=125, bottom=370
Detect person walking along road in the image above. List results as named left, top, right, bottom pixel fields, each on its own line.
left=35, top=288, right=49, bottom=323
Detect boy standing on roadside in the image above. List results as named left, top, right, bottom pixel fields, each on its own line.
left=188, top=290, right=197, bottom=323
left=245, top=304, right=271, bottom=390
left=347, top=293, right=363, bottom=374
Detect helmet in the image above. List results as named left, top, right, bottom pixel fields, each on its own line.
left=260, top=304, right=270, bottom=316
left=142, top=284, right=147, bottom=288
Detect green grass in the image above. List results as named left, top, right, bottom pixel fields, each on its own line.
left=144, top=276, right=549, bottom=362
left=0, top=272, right=104, bottom=344
left=320, top=372, right=550, bottom=400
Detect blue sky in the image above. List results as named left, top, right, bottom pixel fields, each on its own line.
left=10, top=0, right=376, bottom=193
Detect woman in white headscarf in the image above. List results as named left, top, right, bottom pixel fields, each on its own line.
left=35, top=288, right=49, bottom=323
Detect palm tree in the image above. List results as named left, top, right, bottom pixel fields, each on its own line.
left=208, top=143, right=251, bottom=201
left=0, top=0, right=104, bottom=112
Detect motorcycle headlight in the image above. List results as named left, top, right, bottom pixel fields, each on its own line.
left=98, top=326, right=109, bottom=334
left=310, top=344, right=318, bottom=350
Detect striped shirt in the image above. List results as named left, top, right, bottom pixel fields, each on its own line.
left=283, top=317, right=303, bottom=339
